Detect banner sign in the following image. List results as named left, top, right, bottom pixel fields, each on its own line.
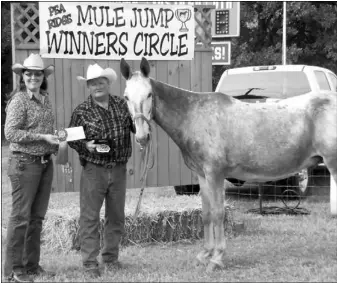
left=39, top=2, right=195, bottom=60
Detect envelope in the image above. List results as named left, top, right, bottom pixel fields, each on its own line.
left=64, top=126, right=86, bottom=141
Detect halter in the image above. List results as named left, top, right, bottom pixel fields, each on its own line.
left=131, top=92, right=155, bottom=141
left=133, top=113, right=152, bottom=132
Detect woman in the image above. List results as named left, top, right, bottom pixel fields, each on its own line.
left=4, top=54, right=59, bottom=283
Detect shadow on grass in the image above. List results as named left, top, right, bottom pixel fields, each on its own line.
left=223, top=256, right=261, bottom=270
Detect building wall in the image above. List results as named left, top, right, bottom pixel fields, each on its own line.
left=11, top=3, right=213, bottom=192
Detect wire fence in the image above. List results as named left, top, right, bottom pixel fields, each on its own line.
left=228, top=167, right=330, bottom=200
left=174, top=166, right=331, bottom=215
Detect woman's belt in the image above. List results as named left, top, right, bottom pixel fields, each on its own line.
left=12, top=151, right=52, bottom=164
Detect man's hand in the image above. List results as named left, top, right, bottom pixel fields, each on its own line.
left=85, top=140, right=97, bottom=153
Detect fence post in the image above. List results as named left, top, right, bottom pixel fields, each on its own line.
left=330, top=175, right=337, bottom=216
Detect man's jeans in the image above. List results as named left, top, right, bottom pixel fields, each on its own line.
left=4, top=153, right=53, bottom=277
left=79, top=162, right=127, bottom=268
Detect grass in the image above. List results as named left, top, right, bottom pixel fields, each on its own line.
left=6, top=200, right=334, bottom=282
left=2, top=145, right=337, bottom=282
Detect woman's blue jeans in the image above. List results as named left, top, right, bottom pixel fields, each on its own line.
left=4, top=153, right=53, bottom=277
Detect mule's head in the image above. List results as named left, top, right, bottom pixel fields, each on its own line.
left=120, top=57, right=153, bottom=147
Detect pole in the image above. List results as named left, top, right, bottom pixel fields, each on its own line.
left=258, top=183, right=264, bottom=215
left=282, top=1, right=287, bottom=65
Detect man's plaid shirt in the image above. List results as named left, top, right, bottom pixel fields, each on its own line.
left=68, top=94, right=135, bottom=165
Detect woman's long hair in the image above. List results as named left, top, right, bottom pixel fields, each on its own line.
left=7, top=71, right=48, bottom=100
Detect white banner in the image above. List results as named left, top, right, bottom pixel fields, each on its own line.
left=39, top=2, right=195, bottom=60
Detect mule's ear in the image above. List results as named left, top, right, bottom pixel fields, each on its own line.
left=140, top=57, right=150, bottom=77
left=120, top=58, right=131, bottom=80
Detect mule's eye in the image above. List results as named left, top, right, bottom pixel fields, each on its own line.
left=147, top=93, right=152, bottom=98
left=124, top=95, right=129, bottom=101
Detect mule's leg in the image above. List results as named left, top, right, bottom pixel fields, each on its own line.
left=195, top=175, right=214, bottom=266
left=205, top=172, right=227, bottom=272
left=322, top=155, right=337, bottom=216
left=325, top=162, right=337, bottom=216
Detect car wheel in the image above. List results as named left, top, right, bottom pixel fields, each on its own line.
left=284, top=169, right=313, bottom=198
left=267, top=169, right=313, bottom=199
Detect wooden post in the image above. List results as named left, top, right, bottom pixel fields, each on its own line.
left=331, top=175, right=337, bottom=216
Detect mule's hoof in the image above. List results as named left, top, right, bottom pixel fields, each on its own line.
left=206, top=259, right=224, bottom=272
left=193, top=258, right=202, bottom=267
left=206, top=261, right=219, bottom=272
left=195, top=254, right=208, bottom=266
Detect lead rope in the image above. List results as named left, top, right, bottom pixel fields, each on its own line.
left=132, top=120, right=155, bottom=223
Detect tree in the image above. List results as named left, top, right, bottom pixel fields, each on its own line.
left=212, top=1, right=337, bottom=90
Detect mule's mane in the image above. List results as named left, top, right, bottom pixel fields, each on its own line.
left=129, top=71, right=234, bottom=105
left=148, top=77, right=234, bottom=106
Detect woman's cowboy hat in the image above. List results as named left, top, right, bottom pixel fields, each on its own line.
left=12, top=53, right=54, bottom=77
left=77, top=64, right=117, bottom=84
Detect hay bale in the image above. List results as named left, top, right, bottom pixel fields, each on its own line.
left=42, top=190, right=235, bottom=252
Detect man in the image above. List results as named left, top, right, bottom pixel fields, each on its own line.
left=68, top=64, right=135, bottom=278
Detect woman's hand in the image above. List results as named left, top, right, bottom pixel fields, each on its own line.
left=85, top=140, right=97, bottom=153
left=40, top=134, right=60, bottom=145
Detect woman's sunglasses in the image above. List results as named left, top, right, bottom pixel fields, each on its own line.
left=24, top=71, right=44, bottom=77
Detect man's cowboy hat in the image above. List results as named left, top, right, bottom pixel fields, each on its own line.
left=77, top=64, right=117, bottom=84
left=12, top=53, right=54, bottom=77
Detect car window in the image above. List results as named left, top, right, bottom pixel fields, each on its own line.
left=314, top=71, right=331, bottom=91
left=327, top=73, right=337, bottom=92
left=217, top=71, right=311, bottom=99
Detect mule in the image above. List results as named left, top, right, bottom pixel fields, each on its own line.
left=120, top=57, right=337, bottom=271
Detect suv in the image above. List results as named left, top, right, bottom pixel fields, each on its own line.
left=215, top=64, right=337, bottom=196
left=216, top=65, right=337, bottom=100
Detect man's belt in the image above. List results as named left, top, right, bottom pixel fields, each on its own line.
left=89, top=161, right=127, bottom=169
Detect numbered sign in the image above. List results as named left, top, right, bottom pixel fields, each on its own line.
left=211, top=2, right=240, bottom=38
left=211, top=41, right=231, bottom=65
